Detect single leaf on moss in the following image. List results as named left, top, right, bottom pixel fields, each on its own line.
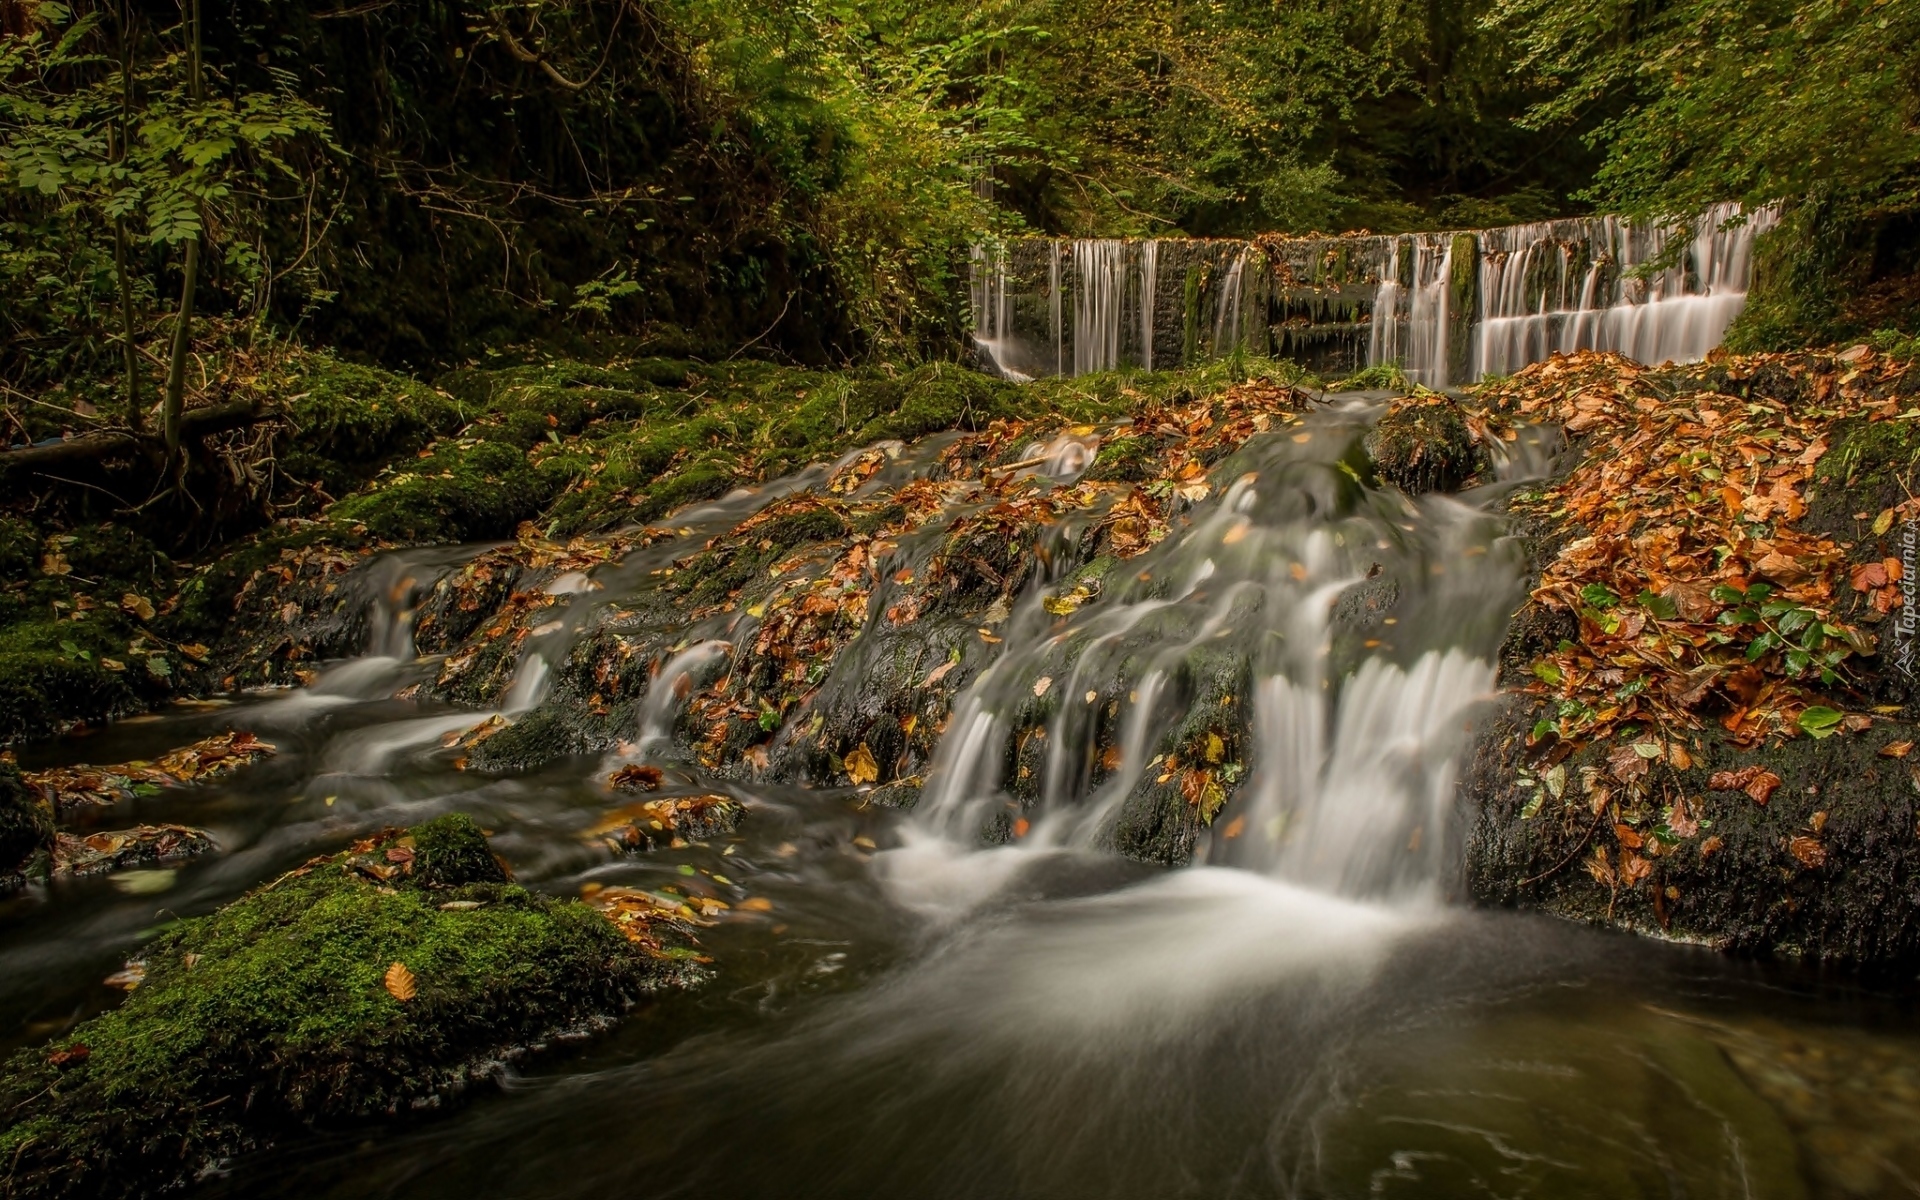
left=383, top=961, right=417, bottom=1002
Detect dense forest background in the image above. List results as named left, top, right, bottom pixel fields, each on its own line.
left=2, top=0, right=1917, bottom=388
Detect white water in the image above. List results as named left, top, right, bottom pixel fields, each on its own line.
left=1468, top=202, right=1780, bottom=379
left=885, top=402, right=1529, bottom=920
left=970, top=204, right=1775, bottom=382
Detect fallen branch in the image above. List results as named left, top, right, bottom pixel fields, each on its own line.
left=0, top=402, right=275, bottom=480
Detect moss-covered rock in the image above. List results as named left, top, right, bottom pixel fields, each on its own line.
left=0, top=814, right=686, bottom=1197
left=1364, top=393, right=1484, bottom=495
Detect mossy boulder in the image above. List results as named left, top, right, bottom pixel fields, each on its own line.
left=0, top=814, right=684, bottom=1198
left=1363, top=394, right=1483, bottom=495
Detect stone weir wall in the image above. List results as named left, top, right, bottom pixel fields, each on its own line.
left=969, top=203, right=1778, bottom=388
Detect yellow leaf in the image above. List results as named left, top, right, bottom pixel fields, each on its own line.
left=1205, top=732, right=1225, bottom=763
left=844, top=743, right=879, bottom=785
left=120, top=593, right=155, bottom=622
left=383, top=961, right=417, bottom=1002
left=1873, top=508, right=1896, bottom=536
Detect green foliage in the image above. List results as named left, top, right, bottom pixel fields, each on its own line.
left=0, top=0, right=336, bottom=391
left=0, top=814, right=676, bottom=1198
left=1492, top=0, right=1920, bottom=221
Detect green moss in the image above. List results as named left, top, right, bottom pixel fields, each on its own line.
left=331, top=439, right=562, bottom=543
left=0, top=814, right=678, bottom=1197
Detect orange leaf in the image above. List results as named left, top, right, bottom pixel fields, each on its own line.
left=384, top=962, right=417, bottom=1002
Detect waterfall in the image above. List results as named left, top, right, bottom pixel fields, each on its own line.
left=1211, top=246, right=1249, bottom=358
left=1073, top=239, right=1128, bottom=375
left=893, top=402, right=1529, bottom=910
left=1403, top=237, right=1454, bottom=389
left=969, top=243, right=1031, bottom=382
left=1367, top=239, right=1403, bottom=371
left=1468, top=202, right=1779, bottom=380
left=972, top=203, right=1774, bottom=384
left=1139, top=241, right=1158, bottom=372
left=1050, top=241, right=1064, bottom=377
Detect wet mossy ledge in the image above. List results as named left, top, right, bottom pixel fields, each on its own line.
left=0, top=815, right=693, bottom=1198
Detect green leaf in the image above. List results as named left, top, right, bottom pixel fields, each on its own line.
left=1798, top=706, right=1845, bottom=738
left=1579, top=583, right=1618, bottom=609
left=1637, top=589, right=1678, bottom=620
left=1530, top=660, right=1563, bottom=686
left=1746, top=631, right=1780, bottom=661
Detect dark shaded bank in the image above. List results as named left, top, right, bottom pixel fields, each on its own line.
left=1459, top=347, right=1920, bottom=966
left=0, top=815, right=694, bottom=1199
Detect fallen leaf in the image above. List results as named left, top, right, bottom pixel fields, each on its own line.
left=46, top=1044, right=89, bottom=1068
left=384, top=961, right=417, bottom=1002
left=1787, top=835, right=1828, bottom=870
left=1032, top=676, right=1052, bottom=697
left=921, top=659, right=956, bottom=688
left=844, top=743, right=879, bottom=785
left=610, top=764, right=664, bottom=791
left=738, top=897, right=774, bottom=912
left=1607, top=742, right=1650, bottom=784
left=1709, top=766, right=1782, bottom=806
left=1880, top=741, right=1914, bottom=759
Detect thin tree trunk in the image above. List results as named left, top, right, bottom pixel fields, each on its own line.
left=115, top=0, right=143, bottom=431
left=161, top=236, right=198, bottom=469
left=161, top=0, right=204, bottom=477
left=115, top=221, right=143, bottom=433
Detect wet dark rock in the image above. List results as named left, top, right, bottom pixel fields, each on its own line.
left=1363, top=394, right=1485, bottom=495
left=0, top=764, right=53, bottom=887
left=1462, top=695, right=1920, bottom=965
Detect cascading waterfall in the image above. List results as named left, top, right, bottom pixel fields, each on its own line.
left=1049, top=241, right=1064, bottom=377
left=1211, top=245, right=1249, bottom=359
left=1073, top=239, right=1128, bottom=375
left=1403, top=237, right=1454, bottom=389
left=970, top=204, right=1774, bottom=383
left=1139, top=241, right=1158, bottom=372
left=968, top=243, right=1030, bottom=382
left=894, top=402, right=1530, bottom=909
left=1471, top=202, right=1780, bottom=379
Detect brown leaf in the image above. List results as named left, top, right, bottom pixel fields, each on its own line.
left=1607, top=742, right=1650, bottom=784
left=610, top=764, right=664, bottom=791
left=1613, top=823, right=1644, bottom=850
left=47, top=1043, right=90, bottom=1068
left=1700, top=834, right=1724, bottom=858
left=1667, top=795, right=1700, bottom=839
left=1880, top=741, right=1914, bottom=759
left=1619, top=851, right=1653, bottom=886
left=844, top=743, right=880, bottom=785
left=1709, top=765, right=1781, bottom=805
left=383, top=962, right=417, bottom=1002
left=921, top=659, right=957, bottom=688
left=1787, top=835, right=1828, bottom=870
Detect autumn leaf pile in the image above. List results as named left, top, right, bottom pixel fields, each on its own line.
left=22, top=730, right=274, bottom=811
left=1481, top=348, right=1916, bottom=749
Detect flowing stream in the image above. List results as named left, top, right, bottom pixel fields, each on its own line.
left=7, top=399, right=1920, bottom=1198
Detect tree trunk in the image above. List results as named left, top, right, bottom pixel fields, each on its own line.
left=161, top=235, right=199, bottom=472
left=115, top=220, right=143, bottom=432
